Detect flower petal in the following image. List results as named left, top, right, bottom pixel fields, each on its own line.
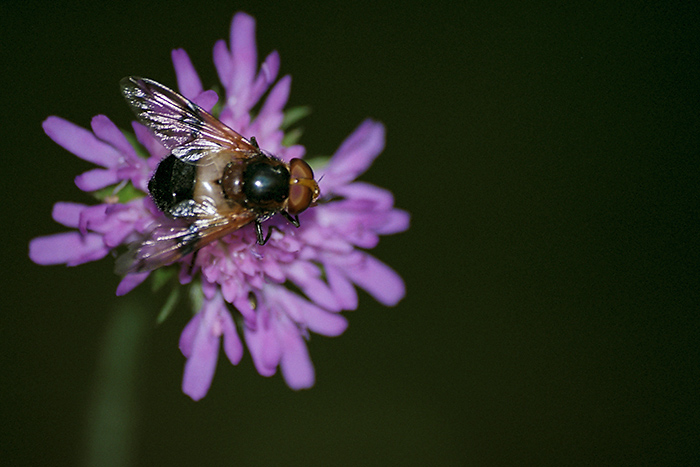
left=344, top=253, right=406, bottom=306
left=244, top=308, right=281, bottom=377
left=43, top=116, right=122, bottom=167
left=229, top=12, right=257, bottom=99
left=181, top=299, right=223, bottom=401
left=74, top=168, right=120, bottom=192
left=232, top=295, right=257, bottom=328
left=284, top=261, right=340, bottom=311
left=179, top=310, right=203, bottom=358
left=51, top=202, right=87, bottom=228
left=29, top=232, right=108, bottom=266
left=220, top=309, right=243, bottom=365
left=325, top=263, right=359, bottom=310
left=172, top=48, right=203, bottom=100
left=250, top=75, right=290, bottom=139
left=376, top=208, right=411, bottom=235
left=321, top=120, right=385, bottom=191
left=194, top=90, right=219, bottom=113
left=213, top=39, right=232, bottom=91
left=90, top=115, right=138, bottom=161
left=298, top=299, right=348, bottom=337
left=133, top=122, right=168, bottom=161
left=335, top=182, right=394, bottom=210
left=279, top=321, right=315, bottom=390
left=250, top=50, right=280, bottom=104
left=77, top=204, right=109, bottom=235
left=270, top=286, right=348, bottom=336
left=102, top=223, right=137, bottom=249
left=115, top=271, right=149, bottom=296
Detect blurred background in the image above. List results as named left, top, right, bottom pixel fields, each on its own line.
left=1, top=1, right=697, bottom=465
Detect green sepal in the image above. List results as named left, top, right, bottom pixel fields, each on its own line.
left=208, top=86, right=224, bottom=118
left=156, top=286, right=180, bottom=325
left=282, top=105, right=311, bottom=130
left=282, top=127, right=305, bottom=147
left=189, top=280, right=204, bottom=315
left=151, top=267, right=177, bottom=292
left=91, top=182, right=144, bottom=204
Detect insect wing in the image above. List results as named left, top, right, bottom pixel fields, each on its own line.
left=116, top=209, right=256, bottom=275
left=120, top=76, right=258, bottom=162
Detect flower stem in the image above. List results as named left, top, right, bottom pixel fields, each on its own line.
left=83, top=299, right=148, bottom=467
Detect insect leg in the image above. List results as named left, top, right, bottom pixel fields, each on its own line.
left=187, top=250, right=199, bottom=275
left=281, top=211, right=300, bottom=228
left=255, top=219, right=273, bottom=245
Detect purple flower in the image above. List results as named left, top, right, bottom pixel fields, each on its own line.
left=29, top=12, right=409, bottom=400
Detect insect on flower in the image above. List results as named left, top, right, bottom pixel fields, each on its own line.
left=29, top=12, right=409, bottom=398
left=117, top=77, right=320, bottom=274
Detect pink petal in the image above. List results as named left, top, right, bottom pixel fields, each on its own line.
left=172, top=48, right=203, bottom=100
left=220, top=309, right=243, bottom=365
left=102, top=223, right=136, bottom=249
left=43, top=116, right=122, bottom=167
left=325, top=263, right=359, bottom=310
left=259, top=324, right=282, bottom=370
left=179, top=310, right=203, bottom=358
left=345, top=253, right=406, bottom=306
left=296, top=275, right=340, bottom=312
left=244, top=312, right=281, bottom=377
left=133, top=122, right=168, bottom=160
left=376, top=209, right=411, bottom=235
left=230, top=12, right=257, bottom=97
left=261, top=257, right=286, bottom=282
left=213, top=39, right=232, bottom=89
left=232, top=295, right=257, bottom=328
left=282, top=144, right=305, bottom=161
left=77, top=204, right=109, bottom=235
left=181, top=302, right=220, bottom=401
left=253, top=74, right=290, bottom=133
left=74, top=168, right=119, bottom=191
left=194, top=90, right=219, bottom=113
left=250, top=50, right=280, bottom=104
left=336, top=182, right=394, bottom=210
left=271, top=286, right=347, bottom=335
left=321, top=120, right=385, bottom=191
left=300, top=301, right=348, bottom=337
left=285, top=261, right=340, bottom=311
left=90, top=115, right=137, bottom=160
left=51, top=202, right=87, bottom=228
left=279, top=323, right=315, bottom=390
left=115, top=271, right=149, bottom=296
left=29, top=232, right=108, bottom=266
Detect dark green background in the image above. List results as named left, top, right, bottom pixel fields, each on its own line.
left=2, top=1, right=697, bottom=465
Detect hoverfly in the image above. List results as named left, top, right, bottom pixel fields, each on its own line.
left=116, top=77, right=320, bottom=275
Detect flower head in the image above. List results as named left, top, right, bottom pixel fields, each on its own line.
left=29, top=12, right=409, bottom=400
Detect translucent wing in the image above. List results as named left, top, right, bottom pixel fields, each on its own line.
left=120, top=76, right=258, bottom=162
left=116, top=209, right=257, bottom=275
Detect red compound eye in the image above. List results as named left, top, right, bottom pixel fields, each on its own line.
left=287, top=158, right=319, bottom=215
